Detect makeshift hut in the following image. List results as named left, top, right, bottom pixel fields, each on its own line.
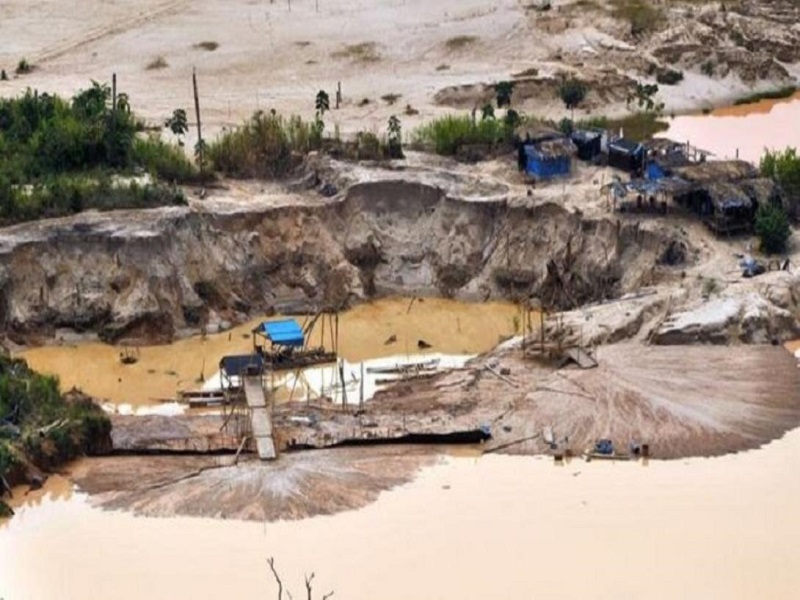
left=570, top=129, right=603, bottom=162
left=674, top=180, right=754, bottom=234
left=673, top=160, right=758, bottom=184
left=524, top=137, right=576, bottom=179
left=607, top=138, right=646, bottom=174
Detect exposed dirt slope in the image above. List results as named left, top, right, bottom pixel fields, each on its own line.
left=0, top=157, right=685, bottom=345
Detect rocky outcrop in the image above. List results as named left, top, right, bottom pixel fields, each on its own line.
left=653, top=291, right=799, bottom=345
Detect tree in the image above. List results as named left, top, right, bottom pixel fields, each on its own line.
left=503, top=108, right=521, bottom=129
left=558, top=78, right=587, bottom=116
left=494, top=81, right=514, bottom=108
left=627, top=81, right=665, bottom=113
left=387, top=114, right=403, bottom=158
left=481, top=103, right=495, bottom=121
left=754, top=202, right=791, bottom=254
left=165, top=109, right=189, bottom=147
left=315, top=90, right=330, bottom=116
left=761, top=148, right=800, bottom=220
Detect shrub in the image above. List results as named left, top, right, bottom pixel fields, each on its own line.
left=412, top=114, right=513, bottom=156
left=15, top=58, right=32, bottom=75
left=761, top=147, right=800, bottom=218
left=208, top=111, right=321, bottom=179
left=558, top=78, right=587, bottom=109
left=355, top=131, right=383, bottom=160
left=754, top=202, right=791, bottom=254
left=133, top=136, right=199, bottom=183
left=701, top=60, right=715, bottom=76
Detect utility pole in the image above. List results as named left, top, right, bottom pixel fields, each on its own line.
left=192, top=68, right=205, bottom=181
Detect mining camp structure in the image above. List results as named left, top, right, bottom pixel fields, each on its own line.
left=201, top=314, right=341, bottom=460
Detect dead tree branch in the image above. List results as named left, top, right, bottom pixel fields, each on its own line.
left=267, top=557, right=284, bottom=600
left=305, top=573, right=315, bottom=600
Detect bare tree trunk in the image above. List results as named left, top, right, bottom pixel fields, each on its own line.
left=267, top=558, right=284, bottom=600
left=305, top=573, right=315, bottom=600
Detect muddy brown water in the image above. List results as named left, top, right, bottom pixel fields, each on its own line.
left=664, top=92, right=800, bottom=163
left=18, top=298, right=520, bottom=406
left=3, top=429, right=800, bottom=599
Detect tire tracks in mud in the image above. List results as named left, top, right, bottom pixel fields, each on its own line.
left=32, top=0, right=190, bottom=66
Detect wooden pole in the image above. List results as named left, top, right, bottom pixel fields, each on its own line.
left=192, top=68, right=204, bottom=181
left=336, top=81, right=341, bottom=109
left=339, top=358, right=347, bottom=410
left=540, top=309, right=545, bottom=354
left=359, top=361, right=365, bottom=410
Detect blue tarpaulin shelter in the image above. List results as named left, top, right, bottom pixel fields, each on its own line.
left=524, top=137, right=576, bottom=179
left=256, top=319, right=305, bottom=347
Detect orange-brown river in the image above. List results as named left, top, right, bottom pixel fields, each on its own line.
left=2, top=429, right=800, bottom=599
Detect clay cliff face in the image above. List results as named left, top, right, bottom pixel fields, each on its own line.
left=0, top=162, right=685, bottom=345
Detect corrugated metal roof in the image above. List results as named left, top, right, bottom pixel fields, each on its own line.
left=259, top=319, right=305, bottom=347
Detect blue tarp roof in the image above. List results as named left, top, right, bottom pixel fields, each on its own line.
left=257, top=319, right=305, bottom=347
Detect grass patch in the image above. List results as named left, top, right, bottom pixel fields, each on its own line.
left=146, top=56, right=168, bottom=70
left=733, top=85, right=798, bottom=106
left=404, top=104, right=420, bottom=116
left=133, top=136, right=199, bottom=183
left=436, top=64, right=450, bottom=71
left=381, top=93, right=402, bottom=105
left=358, top=98, right=371, bottom=106
left=331, top=42, right=381, bottom=63
left=194, top=41, right=219, bottom=51
left=413, top=114, right=513, bottom=156
left=609, top=0, right=665, bottom=36
left=445, top=35, right=478, bottom=51
left=208, top=111, right=322, bottom=179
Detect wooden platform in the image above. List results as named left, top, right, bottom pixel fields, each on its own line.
left=243, top=376, right=276, bottom=460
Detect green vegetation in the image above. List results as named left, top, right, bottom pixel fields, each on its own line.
left=733, top=85, right=798, bottom=106
left=0, top=84, right=191, bottom=224
left=761, top=147, right=800, bottom=218
left=0, top=356, right=111, bottom=491
left=609, top=0, right=665, bottom=36
left=387, top=115, right=403, bottom=159
left=558, top=77, right=587, bottom=110
left=494, top=81, right=515, bottom=108
left=15, top=58, right=32, bottom=75
left=208, top=111, right=322, bottom=178
left=413, top=114, right=513, bottom=156
left=754, top=202, right=791, bottom=254
left=627, top=82, right=665, bottom=113
left=701, top=60, right=715, bottom=76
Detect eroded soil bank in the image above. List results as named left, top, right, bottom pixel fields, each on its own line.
left=0, top=156, right=681, bottom=346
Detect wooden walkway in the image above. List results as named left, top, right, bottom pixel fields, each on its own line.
left=243, top=376, right=276, bottom=460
